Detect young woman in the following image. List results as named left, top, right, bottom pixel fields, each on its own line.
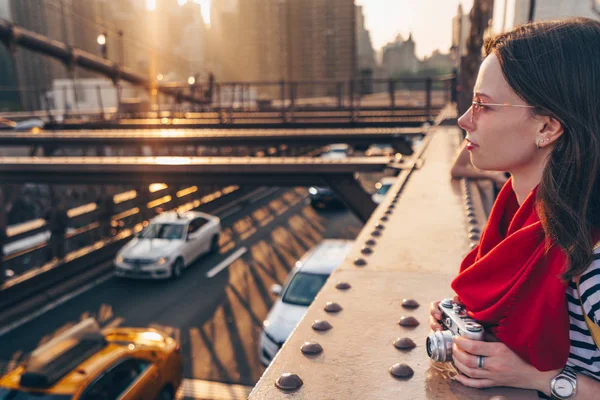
left=430, top=18, right=600, bottom=399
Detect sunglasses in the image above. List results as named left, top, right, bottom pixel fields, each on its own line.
left=470, top=100, right=535, bottom=123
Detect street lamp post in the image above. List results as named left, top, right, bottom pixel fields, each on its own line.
left=118, top=30, right=124, bottom=66
left=97, top=32, right=108, bottom=59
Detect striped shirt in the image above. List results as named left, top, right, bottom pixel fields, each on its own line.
left=566, top=247, right=600, bottom=379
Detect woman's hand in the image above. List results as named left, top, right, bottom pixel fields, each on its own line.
left=429, top=296, right=463, bottom=332
left=452, top=336, right=559, bottom=395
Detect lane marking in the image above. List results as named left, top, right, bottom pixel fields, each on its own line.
left=0, top=272, right=114, bottom=338
left=206, top=247, right=248, bottom=278
left=210, top=187, right=268, bottom=216
left=218, top=205, right=242, bottom=220
left=249, top=187, right=279, bottom=204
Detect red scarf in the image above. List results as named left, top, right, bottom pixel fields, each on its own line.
left=451, top=178, right=570, bottom=371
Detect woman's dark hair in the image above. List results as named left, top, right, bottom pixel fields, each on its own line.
left=484, top=17, right=600, bottom=280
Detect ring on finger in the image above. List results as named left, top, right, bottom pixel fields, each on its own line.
left=477, top=355, right=485, bottom=369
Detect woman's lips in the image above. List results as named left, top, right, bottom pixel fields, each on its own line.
left=466, top=139, right=479, bottom=150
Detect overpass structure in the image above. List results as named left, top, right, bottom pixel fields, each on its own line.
left=0, top=156, right=399, bottom=223
left=0, top=127, right=424, bottom=148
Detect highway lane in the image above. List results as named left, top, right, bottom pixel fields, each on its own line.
left=0, top=186, right=363, bottom=387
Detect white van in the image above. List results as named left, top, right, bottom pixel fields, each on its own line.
left=259, top=239, right=354, bottom=366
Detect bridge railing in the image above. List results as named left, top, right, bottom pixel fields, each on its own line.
left=249, top=125, right=535, bottom=399
left=0, top=75, right=453, bottom=125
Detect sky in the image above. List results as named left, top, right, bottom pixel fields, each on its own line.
left=357, top=0, right=474, bottom=59
left=148, top=0, right=474, bottom=60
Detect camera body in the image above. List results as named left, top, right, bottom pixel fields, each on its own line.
left=426, top=298, right=484, bottom=362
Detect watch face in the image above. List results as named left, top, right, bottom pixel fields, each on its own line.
left=554, top=378, right=574, bottom=397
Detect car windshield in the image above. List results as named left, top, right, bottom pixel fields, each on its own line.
left=330, top=148, right=346, bottom=154
left=140, top=223, right=184, bottom=240
left=0, top=389, right=71, bottom=400
left=282, top=272, right=329, bottom=306
left=376, top=184, right=392, bottom=196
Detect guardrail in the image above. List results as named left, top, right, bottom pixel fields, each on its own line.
left=0, top=183, right=260, bottom=328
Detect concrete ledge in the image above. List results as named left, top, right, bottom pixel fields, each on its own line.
left=250, top=127, right=535, bottom=399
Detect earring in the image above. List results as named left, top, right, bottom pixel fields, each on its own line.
left=535, top=139, right=541, bottom=149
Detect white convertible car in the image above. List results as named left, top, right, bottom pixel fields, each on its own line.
left=115, top=211, right=221, bottom=280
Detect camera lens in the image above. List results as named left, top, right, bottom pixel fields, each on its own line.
left=425, top=331, right=454, bottom=362
left=426, top=336, right=433, bottom=358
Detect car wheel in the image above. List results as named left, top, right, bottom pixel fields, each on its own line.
left=157, top=386, right=174, bottom=400
left=171, top=258, right=184, bottom=280
left=210, top=235, right=220, bottom=254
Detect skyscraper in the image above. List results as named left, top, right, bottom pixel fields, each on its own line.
left=208, top=0, right=357, bottom=98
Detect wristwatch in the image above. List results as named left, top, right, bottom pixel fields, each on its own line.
left=550, top=365, right=577, bottom=399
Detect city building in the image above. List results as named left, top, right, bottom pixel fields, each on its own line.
left=381, top=33, right=421, bottom=77
left=0, top=1, right=18, bottom=111
left=492, top=0, right=599, bottom=33
left=422, top=50, right=453, bottom=73
left=207, top=0, right=356, bottom=98
left=356, top=5, right=376, bottom=94
left=451, top=3, right=470, bottom=70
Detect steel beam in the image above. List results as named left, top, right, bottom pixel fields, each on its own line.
left=44, top=119, right=429, bottom=130
left=0, top=127, right=425, bottom=148
left=0, top=156, right=392, bottom=187
left=0, top=19, right=208, bottom=106
left=323, top=175, right=377, bottom=223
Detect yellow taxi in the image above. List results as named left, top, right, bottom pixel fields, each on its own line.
left=0, top=319, right=182, bottom=399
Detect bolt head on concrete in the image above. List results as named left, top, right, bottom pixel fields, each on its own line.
left=389, top=363, right=414, bottom=379
left=401, top=299, right=420, bottom=309
left=324, top=301, right=343, bottom=313
left=301, top=341, right=323, bottom=355
left=275, top=373, right=304, bottom=392
left=393, top=337, right=417, bottom=350
left=335, top=282, right=351, bottom=290
left=312, top=320, right=333, bottom=331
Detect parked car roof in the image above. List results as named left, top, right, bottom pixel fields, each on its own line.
left=296, top=239, right=354, bottom=275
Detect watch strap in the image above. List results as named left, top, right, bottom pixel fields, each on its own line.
left=550, top=365, right=578, bottom=399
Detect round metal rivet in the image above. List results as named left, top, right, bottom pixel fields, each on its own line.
left=393, top=337, right=417, bottom=350
left=470, top=242, right=478, bottom=249
left=375, top=224, right=385, bottom=230
left=361, top=247, right=373, bottom=255
left=389, top=363, right=414, bottom=379
left=365, top=239, right=376, bottom=246
left=275, top=373, right=303, bottom=391
left=324, top=302, right=343, bottom=313
left=354, top=258, right=367, bottom=266
left=371, top=230, right=381, bottom=237
left=468, top=227, right=481, bottom=234
left=401, top=299, right=419, bottom=309
left=336, top=282, right=351, bottom=290
left=467, top=211, right=476, bottom=218
left=468, top=233, right=480, bottom=241
left=384, top=210, right=392, bottom=215
left=468, top=218, right=477, bottom=224
left=312, top=320, right=333, bottom=331
left=301, top=341, right=323, bottom=355
left=398, top=316, right=420, bottom=327
left=380, top=216, right=389, bottom=222
left=388, top=204, right=395, bottom=209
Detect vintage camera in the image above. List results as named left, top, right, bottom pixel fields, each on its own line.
left=426, top=298, right=484, bottom=362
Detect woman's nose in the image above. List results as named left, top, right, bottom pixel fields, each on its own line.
left=458, top=107, right=474, bottom=131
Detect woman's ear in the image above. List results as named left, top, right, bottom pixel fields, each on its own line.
left=540, top=115, right=564, bottom=145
